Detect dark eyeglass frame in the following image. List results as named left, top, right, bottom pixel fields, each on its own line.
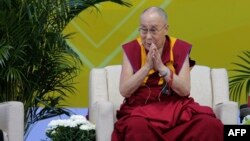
left=138, top=24, right=166, bottom=35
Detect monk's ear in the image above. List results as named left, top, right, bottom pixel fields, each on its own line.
left=189, top=58, right=196, bottom=71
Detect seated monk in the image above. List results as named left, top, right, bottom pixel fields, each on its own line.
left=111, top=6, right=224, bottom=141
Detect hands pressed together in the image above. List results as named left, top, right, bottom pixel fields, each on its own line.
left=142, top=43, right=190, bottom=96
left=145, top=43, right=170, bottom=77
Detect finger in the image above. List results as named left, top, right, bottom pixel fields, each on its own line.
left=152, top=52, right=155, bottom=58
left=151, top=43, right=157, bottom=49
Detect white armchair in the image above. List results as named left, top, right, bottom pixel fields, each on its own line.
left=0, top=101, right=24, bottom=141
left=88, top=65, right=238, bottom=141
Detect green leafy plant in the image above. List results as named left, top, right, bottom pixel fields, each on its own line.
left=242, top=115, right=250, bottom=125
left=0, top=0, right=131, bottom=138
left=229, top=50, right=250, bottom=104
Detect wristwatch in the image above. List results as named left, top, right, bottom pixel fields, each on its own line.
left=158, top=71, right=168, bottom=78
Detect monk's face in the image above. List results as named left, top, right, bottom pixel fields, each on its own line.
left=139, top=11, right=168, bottom=51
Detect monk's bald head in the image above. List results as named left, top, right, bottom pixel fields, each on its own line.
left=140, top=7, right=168, bottom=24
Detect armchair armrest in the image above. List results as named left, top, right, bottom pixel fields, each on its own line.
left=90, top=100, right=114, bottom=141
left=214, top=101, right=238, bottom=125
left=0, top=101, right=24, bottom=141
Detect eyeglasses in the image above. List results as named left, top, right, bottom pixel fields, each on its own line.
left=139, top=24, right=166, bottom=35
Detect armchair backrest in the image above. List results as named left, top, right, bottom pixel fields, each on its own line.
left=190, top=65, right=230, bottom=108
left=88, top=64, right=230, bottom=122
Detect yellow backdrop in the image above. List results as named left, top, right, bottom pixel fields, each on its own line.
left=63, top=0, right=250, bottom=107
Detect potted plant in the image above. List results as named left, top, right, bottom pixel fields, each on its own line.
left=229, top=50, right=250, bottom=122
left=0, top=0, right=131, bottom=139
left=242, top=115, right=250, bottom=125
left=46, top=115, right=95, bottom=141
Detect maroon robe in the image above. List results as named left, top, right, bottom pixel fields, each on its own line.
left=111, top=36, right=223, bottom=141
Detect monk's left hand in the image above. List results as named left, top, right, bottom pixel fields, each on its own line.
left=152, top=46, right=165, bottom=72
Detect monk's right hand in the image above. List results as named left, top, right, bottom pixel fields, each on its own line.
left=145, top=44, right=154, bottom=70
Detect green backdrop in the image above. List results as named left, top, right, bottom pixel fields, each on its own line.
left=62, top=0, right=250, bottom=107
